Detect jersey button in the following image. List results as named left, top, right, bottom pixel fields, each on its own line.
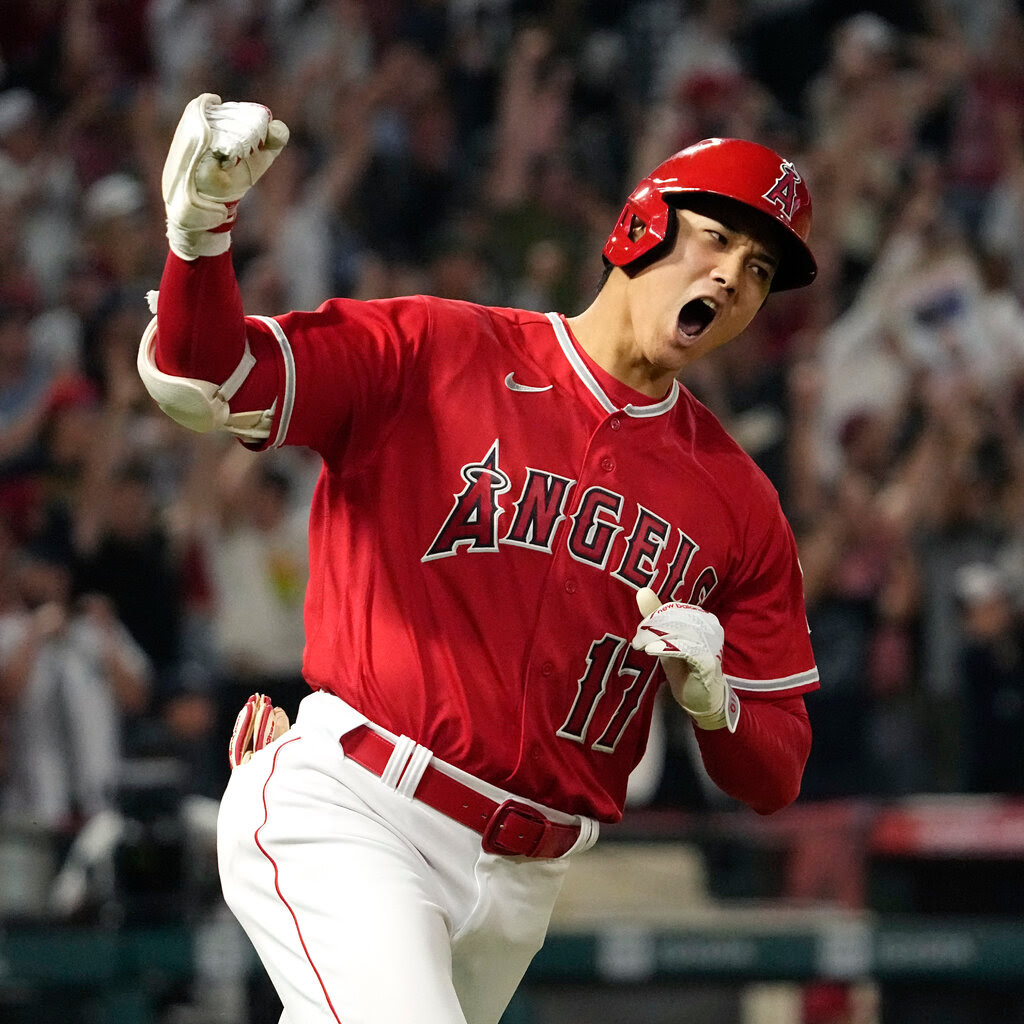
left=564, top=578, right=577, bottom=594
left=600, top=456, right=615, bottom=472
left=610, top=417, right=621, bottom=431
left=541, top=661, right=554, bottom=677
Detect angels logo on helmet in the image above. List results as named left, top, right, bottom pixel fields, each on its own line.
left=761, top=161, right=804, bottom=224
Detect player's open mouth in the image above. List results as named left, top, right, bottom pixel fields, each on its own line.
left=678, top=298, right=717, bottom=339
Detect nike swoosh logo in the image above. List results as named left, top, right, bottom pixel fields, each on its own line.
left=505, top=372, right=553, bottom=393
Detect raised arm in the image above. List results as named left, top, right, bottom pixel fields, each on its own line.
left=137, top=95, right=289, bottom=440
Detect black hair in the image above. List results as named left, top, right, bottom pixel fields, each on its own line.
left=595, top=260, right=615, bottom=295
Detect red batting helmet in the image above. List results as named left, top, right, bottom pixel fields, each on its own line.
left=603, top=138, right=816, bottom=291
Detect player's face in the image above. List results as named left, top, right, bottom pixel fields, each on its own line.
left=626, top=205, right=778, bottom=375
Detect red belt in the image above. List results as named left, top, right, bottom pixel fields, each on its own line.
left=342, top=725, right=581, bottom=859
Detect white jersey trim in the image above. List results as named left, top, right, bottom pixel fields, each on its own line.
left=249, top=315, right=296, bottom=449
left=725, top=667, right=820, bottom=693
left=546, top=312, right=679, bottom=418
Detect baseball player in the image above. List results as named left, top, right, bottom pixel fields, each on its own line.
left=139, top=94, right=820, bottom=1024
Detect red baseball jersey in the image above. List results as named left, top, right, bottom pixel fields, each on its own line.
left=243, top=294, right=818, bottom=821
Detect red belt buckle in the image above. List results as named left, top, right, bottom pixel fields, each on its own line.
left=481, top=800, right=550, bottom=857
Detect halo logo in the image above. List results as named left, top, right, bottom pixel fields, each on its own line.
left=762, top=162, right=802, bottom=222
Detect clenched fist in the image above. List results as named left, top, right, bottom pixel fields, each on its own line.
left=632, top=588, right=739, bottom=731
left=163, top=93, right=289, bottom=259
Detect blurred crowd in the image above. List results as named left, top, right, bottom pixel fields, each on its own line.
left=2, top=0, right=1024, bottom=845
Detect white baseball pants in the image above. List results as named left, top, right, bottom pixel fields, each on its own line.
left=217, top=691, right=598, bottom=1024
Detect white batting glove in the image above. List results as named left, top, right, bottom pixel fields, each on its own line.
left=632, top=588, right=740, bottom=732
left=163, top=93, right=289, bottom=260
left=228, top=692, right=291, bottom=769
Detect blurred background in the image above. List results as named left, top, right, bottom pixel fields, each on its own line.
left=2, top=1, right=1024, bottom=1022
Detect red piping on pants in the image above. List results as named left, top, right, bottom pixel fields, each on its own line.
left=254, top=736, right=344, bottom=1023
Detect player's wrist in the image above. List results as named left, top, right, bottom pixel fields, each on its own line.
left=682, top=677, right=740, bottom=732
left=667, top=659, right=739, bottom=732
left=166, top=219, right=233, bottom=261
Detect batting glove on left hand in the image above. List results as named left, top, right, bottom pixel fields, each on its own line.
left=163, top=93, right=289, bottom=260
left=632, top=588, right=740, bottom=732
left=229, top=692, right=291, bottom=769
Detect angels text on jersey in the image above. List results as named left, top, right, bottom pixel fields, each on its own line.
left=422, top=439, right=719, bottom=606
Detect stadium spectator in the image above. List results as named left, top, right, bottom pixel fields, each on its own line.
left=955, top=560, right=1024, bottom=794
left=0, top=540, right=150, bottom=832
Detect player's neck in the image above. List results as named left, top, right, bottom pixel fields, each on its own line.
left=566, top=288, right=677, bottom=400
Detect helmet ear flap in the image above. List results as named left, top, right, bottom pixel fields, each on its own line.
left=623, top=203, right=678, bottom=276
left=603, top=192, right=677, bottom=275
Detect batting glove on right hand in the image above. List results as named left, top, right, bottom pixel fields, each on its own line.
left=228, top=693, right=291, bottom=769
left=163, top=93, right=289, bottom=260
left=632, top=588, right=740, bottom=732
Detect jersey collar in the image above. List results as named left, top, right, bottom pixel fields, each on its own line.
left=546, top=312, right=680, bottom=418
